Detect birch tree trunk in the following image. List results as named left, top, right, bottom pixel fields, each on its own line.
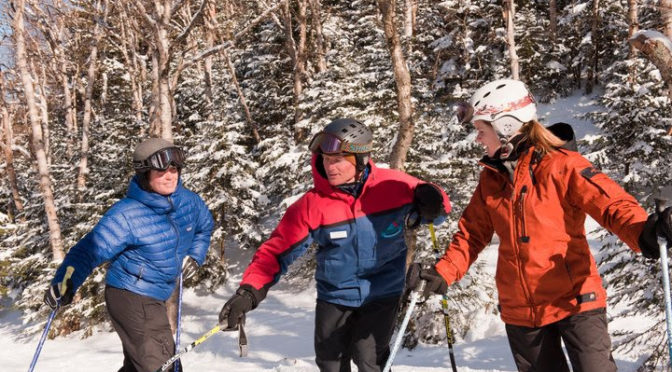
left=55, top=17, right=77, bottom=160
left=224, top=50, right=261, bottom=144
left=586, top=0, right=600, bottom=94
left=504, top=0, right=519, bottom=80
left=662, top=0, right=672, bottom=39
left=403, top=0, right=416, bottom=38
left=0, top=72, right=24, bottom=216
left=663, top=0, right=672, bottom=114
left=377, top=0, right=414, bottom=170
left=1, top=105, right=23, bottom=216
left=156, top=1, right=174, bottom=141
left=627, top=0, right=639, bottom=84
left=35, top=62, right=51, bottom=164
left=309, top=0, right=327, bottom=72
left=283, top=1, right=297, bottom=66
left=77, top=0, right=107, bottom=199
left=293, top=0, right=308, bottom=140
left=549, top=0, right=557, bottom=44
left=119, top=10, right=144, bottom=124
left=13, top=0, right=64, bottom=261
left=204, top=0, right=217, bottom=121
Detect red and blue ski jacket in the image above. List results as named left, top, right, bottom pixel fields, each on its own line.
left=241, top=155, right=451, bottom=307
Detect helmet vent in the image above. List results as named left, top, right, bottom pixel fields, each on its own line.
left=496, top=84, right=506, bottom=89
left=483, top=92, right=490, bottom=98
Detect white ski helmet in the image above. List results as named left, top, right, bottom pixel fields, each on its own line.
left=469, top=79, right=537, bottom=139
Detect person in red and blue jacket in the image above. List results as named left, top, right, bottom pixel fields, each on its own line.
left=219, top=118, right=451, bottom=372
left=44, top=138, right=214, bottom=372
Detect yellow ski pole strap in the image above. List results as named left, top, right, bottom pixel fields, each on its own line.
left=60, top=266, right=75, bottom=295
left=429, top=223, right=439, bottom=253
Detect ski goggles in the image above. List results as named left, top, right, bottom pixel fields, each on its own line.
left=456, top=95, right=535, bottom=124
left=133, top=147, right=186, bottom=171
left=308, top=132, right=372, bottom=154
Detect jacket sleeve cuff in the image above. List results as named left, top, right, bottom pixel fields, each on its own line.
left=238, top=284, right=269, bottom=309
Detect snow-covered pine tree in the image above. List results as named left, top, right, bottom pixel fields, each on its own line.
left=582, top=0, right=672, bottom=368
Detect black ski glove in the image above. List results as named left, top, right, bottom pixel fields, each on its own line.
left=44, top=277, right=74, bottom=310
left=405, top=262, right=448, bottom=299
left=413, top=184, right=445, bottom=222
left=181, top=256, right=199, bottom=280
left=639, top=207, right=672, bottom=259
left=219, top=285, right=265, bottom=330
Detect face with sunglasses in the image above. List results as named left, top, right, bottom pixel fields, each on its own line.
left=134, top=147, right=186, bottom=195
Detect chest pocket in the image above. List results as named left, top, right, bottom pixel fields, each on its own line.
left=314, top=223, right=357, bottom=285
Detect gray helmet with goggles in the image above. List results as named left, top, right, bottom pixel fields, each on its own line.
left=132, top=138, right=186, bottom=172
left=309, top=118, right=373, bottom=171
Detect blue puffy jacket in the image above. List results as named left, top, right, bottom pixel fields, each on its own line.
left=52, top=175, right=214, bottom=301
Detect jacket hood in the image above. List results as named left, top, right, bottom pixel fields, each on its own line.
left=127, top=175, right=183, bottom=214
left=546, top=122, right=578, bottom=151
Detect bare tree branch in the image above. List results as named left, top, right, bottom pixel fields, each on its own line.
left=175, top=0, right=207, bottom=42
left=130, top=0, right=157, bottom=27
left=182, top=0, right=287, bottom=69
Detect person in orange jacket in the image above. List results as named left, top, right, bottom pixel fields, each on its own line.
left=405, top=79, right=672, bottom=372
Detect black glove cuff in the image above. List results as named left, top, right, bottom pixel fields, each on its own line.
left=237, top=284, right=268, bottom=309
left=413, top=183, right=446, bottom=220
left=639, top=213, right=661, bottom=259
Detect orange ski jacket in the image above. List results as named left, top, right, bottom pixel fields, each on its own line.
left=435, top=145, right=647, bottom=327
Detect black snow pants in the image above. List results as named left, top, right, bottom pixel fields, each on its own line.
left=314, top=296, right=400, bottom=372
left=105, top=286, right=177, bottom=372
left=505, top=307, right=617, bottom=372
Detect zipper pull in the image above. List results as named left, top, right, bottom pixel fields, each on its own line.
left=519, top=185, right=530, bottom=243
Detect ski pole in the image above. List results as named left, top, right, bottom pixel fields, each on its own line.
left=28, top=265, right=74, bottom=372
left=174, top=273, right=184, bottom=372
left=155, top=324, right=223, bottom=372
left=429, top=223, right=458, bottom=372
left=383, top=280, right=426, bottom=372
left=154, top=320, right=247, bottom=372
left=27, top=307, right=58, bottom=372
left=655, top=196, right=672, bottom=365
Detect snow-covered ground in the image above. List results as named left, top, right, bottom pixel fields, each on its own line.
left=0, top=91, right=650, bottom=371
left=0, top=220, right=645, bottom=372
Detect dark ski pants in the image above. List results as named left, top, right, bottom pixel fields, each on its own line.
left=505, top=308, right=616, bottom=372
left=314, top=297, right=400, bottom=372
left=105, top=286, right=177, bottom=372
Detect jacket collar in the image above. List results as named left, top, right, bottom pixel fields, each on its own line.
left=479, top=122, right=578, bottom=173
left=127, top=175, right=183, bottom=214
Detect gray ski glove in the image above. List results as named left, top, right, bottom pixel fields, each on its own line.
left=181, top=256, right=199, bottom=280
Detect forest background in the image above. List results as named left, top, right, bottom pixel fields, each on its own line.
left=1, top=0, right=672, bottom=370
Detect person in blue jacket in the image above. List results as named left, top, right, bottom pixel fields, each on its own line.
left=44, top=138, right=214, bottom=372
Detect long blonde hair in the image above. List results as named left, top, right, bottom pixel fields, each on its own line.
left=519, top=120, right=565, bottom=155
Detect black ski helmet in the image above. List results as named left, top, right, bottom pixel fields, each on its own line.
left=310, top=118, right=373, bottom=171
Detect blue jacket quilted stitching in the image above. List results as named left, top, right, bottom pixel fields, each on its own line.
left=52, top=175, right=214, bottom=301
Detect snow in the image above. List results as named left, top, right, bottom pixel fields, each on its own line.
left=0, top=92, right=652, bottom=371
left=536, top=90, right=603, bottom=142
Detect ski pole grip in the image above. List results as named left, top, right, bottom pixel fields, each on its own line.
left=60, top=266, right=75, bottom=295
left=655, top=186, right=672, bottom=214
